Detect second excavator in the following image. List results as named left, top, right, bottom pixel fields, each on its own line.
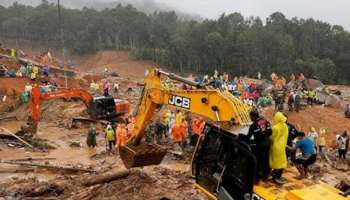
left=23, top=86, right=130, bottom=134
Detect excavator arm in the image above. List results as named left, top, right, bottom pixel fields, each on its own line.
left=119, top=68, right=251, bottom=168
left=29, top=86, right=93, bottom=130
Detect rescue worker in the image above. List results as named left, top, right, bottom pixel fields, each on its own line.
left=307, top=90, right=316, bottom=105
left=10, top=48, right=16, bottom=58
left=287, top=91, right=294, bottom=112
left=180, top=118, right=188, bottom=148
left=116, top=123, right=128, bottom=148
left=344, top=103, right=350, bottom=118
left=105, top=124, right=115, bottom=152
left=103, top=80, right=110, bottom=96
left=30, top=71, right=37, bottom=81
left=293, top=90, right=301, bottom=112
left=164, top=110, right=171, bottom=133
left=287, top=131, right=317, bottom=179
left=24, top=83, right=33, bottom=94
left=127, top=118, right=135, bottom=138
left=16, top=70, right=22, bottom=77
left=32, top=65, right=39, bottom=75
left=285, top=115, right=298, bottom=162
left=269, top=112, right=288, bottom=184
left=42, top=65, right=49, bottom=77
left=318, top=128, right=327, bottom=161
left=113, top=82, right=119, bottom=96
left=155, top=118, right=167, bottom=144
left=172, top=121, right=186, bottom=150
left=175, top=110, right=183, bottom=124
left=191, top=117, right=206, bottom=145
left=20, top=65, right=26, bottom=77
left=290, top=73, right=296, bottom=82
left=273, top=86, right=285, bottom=111
left=244, top=110, right=272, bottom=181
left=145, top=120, right=155, bottom=144
left=307, top=127, right=318, bottom=150
left=104, top=67, right=109, bottom=77
left=87, top=125, right=97, bottom=148
left=26, top=63, right=32, bottom=77
left=337, top=131, right=349, bottom=163
left=90, top=81, right=96, bottom=93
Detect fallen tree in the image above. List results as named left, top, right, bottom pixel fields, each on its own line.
left=82, top=169, right=131, bottom=186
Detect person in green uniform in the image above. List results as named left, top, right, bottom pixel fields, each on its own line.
left=87, top=125, right=97, bottom=148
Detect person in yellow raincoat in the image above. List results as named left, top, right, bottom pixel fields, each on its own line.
left=269, top=112, right=288, bottom=184
left=164, top=110, right=171, bottom=132
left=175, top=110, right=183, bottom=124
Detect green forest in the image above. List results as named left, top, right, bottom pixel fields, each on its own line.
left=0, top=1, right=349, bottom=84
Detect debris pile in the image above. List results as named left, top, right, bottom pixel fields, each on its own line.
left=0, top=127, right=55, bottom=151
left=0, top=167, right=207, bottom=200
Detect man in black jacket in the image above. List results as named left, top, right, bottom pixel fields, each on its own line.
left=244, top=110, right=272, bottom=181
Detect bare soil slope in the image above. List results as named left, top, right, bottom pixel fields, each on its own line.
left=75, top=51, right=156, bottom=79
left=264, top=105, right=350, bottom=147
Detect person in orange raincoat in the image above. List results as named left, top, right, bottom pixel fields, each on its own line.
left=116, top=123, right=128, bottom=148
left=180, top=118, right=188, bottom=140
left=172, top=119, right=188, bottom=150
left=127, top=117, right=135, bottom=138
left=172, top=123, right=182, bottom=144
left=191, top=117, right=205, bottom=145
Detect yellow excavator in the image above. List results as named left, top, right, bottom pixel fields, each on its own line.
left=119, top=68, right=251, bottom=168
left=119, top=68, right=350, bottom=200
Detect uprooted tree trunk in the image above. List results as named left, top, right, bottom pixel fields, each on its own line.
left=82, top=169, right=130, bottom=186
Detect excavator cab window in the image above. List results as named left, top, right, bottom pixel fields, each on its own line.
left=88, top=96, right=117, bottom=119
left=193, top=124, right=256, bottom=200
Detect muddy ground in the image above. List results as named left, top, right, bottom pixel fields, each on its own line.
left=0, top=48, right=349, bottom=199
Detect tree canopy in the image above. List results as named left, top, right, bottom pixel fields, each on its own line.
left=1, top=1, right=349, bottom=84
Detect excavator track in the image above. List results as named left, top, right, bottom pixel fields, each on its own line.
left=119, top=143, right=167, bottom=169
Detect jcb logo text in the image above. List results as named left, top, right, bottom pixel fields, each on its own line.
left=169, top=95, right=190, bottom=109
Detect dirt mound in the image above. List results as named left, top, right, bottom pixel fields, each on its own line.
left=0, top=78, right=27, bottom=95
left=0, top=78, right=27, bottom=112
left=75, top=51, right=155, bottom=79
left=264, top=105, right=350, bottom=147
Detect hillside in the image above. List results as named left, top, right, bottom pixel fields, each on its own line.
left=74, top=50, right=155, bottom=80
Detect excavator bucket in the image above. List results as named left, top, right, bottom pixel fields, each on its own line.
left=119, top=143, right=167, bottom=169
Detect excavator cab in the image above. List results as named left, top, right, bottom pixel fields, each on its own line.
left=87, top=96, right=118, bottom=119
left=192, top=124, right=256, bottom=200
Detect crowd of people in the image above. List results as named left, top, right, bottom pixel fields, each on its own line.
left=85, top=108, right=206, bottom=156
left=20, top=80, right=58, bottom=103
left=242, top=110, right=349, bottom=184
left=89, top=79, right=120, bottom=97
left=2, top=62, right=48, bottom=81
left=85, top=101, right=349, bottom=185
left=86, top=116, right=135, bottom=153
left=163, top=70, right=323, bottom=113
